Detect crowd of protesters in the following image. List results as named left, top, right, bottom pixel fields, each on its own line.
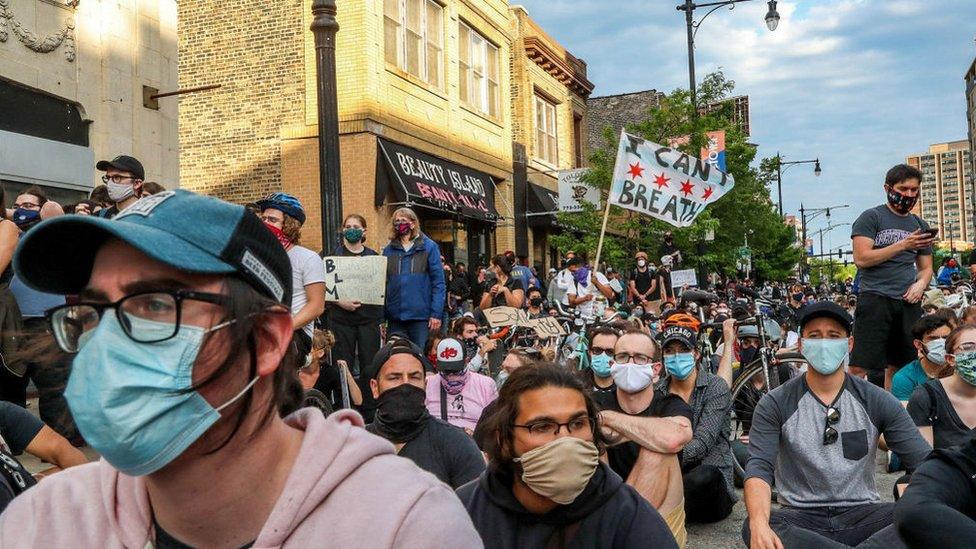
left=0, top=156, right=972, bottom=548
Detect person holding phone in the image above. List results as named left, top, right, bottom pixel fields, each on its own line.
left=851, top=164, right=935, bottom=389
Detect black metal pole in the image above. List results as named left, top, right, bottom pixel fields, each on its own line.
left=683, top=0, right=697, bottom=110
left=776, top=153, right=783, bottom=217
left=311, top=0, right=343, bottom=252
left=800, top=204, right=807, bottom=281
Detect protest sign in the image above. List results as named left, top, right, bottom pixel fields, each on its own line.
left=608, top=130, right=735, bottom=228
left=322, top=256, right=387, bottom=305
left=670, top=268, right=698, bottom=288
left=482, top=307, right=568, bottom=338
left=558, top=168, right=600, bottom=212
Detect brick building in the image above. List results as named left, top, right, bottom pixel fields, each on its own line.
left=509, top=5, right=593, bottom=271
left=179, top=0, right=589, bottom=271
left=1, top=0, right=177, bottom=203
left=585, top=89, right=664, bottom=154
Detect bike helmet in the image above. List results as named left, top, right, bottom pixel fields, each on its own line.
left=736, top=319, right=782, bottom=344
left=661, top=311, right=701, bottom=332
left=256, top=192, right=306, bottom=224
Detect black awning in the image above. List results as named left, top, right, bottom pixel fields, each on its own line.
left=526, top=182, right=559, bottom=228
left=376, top=137, right=499, bottom=222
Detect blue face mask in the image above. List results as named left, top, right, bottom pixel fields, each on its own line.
left=12, top=208, right=40, bottom=228
left=801, top=338, right=849, bottom=375
left=65, top=313, right=253, bottom=476
left=590, top=353, right=612, bottom=377
left=664, top=352, right=696, bottom=380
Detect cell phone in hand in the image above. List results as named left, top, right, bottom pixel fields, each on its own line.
left=923, top=228, right=939, bottom=238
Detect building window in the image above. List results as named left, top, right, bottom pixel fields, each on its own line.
left=384, top=0, right=444, bottom=88
left=459, top=22, right=499, bottom=117
left=534, top=94, right=558, bottom=165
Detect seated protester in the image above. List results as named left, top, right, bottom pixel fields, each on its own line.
left=257, top=193, right=326, bottom=359
left=366, top=337, right=485, bottom=489
left=297, top=344, right=333, bottom=417
left=565, top=262, right=615, bottom=318
left=657, top=325, right=736, bottom=524
left=583, top=327, right=620, bottom=398
left=907, top=324, right=976, bottom=450
left=457, top=363, right=678, bottom=549
left=0, top=401, right=87, bottom=479
left=426, top=337, right=499, bottom=434
left=895, top=435, right=976, bottom=548
left=892, top=314, right=953, bottom=403
left=962, top=304, right=976, bottom=326
left=594, top=332, right=693, bottom=547
left=309, top=329, right=363, bottom=412
left=454, top=316, right=498, bottom=375
left=0, top=190, right=480, bottom=547
left=524, top=286, right=546, bottom=319
left=496, top=347, right=539, bottom=389
left=743, top=302, right=931, bottom=549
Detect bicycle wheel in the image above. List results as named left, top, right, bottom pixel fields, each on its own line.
left=729, top=357, right=807, bottom=484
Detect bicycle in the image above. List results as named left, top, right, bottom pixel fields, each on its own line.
left=725, top=312, right=808, bottom=483
left=551, top=301, right=620, bottom=370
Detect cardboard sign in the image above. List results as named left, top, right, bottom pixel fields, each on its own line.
left=609, top=130, right=735, bottom=228
left=670, top=268, right=698, bottom=288
left=482, top=307, right=568, bottom=338
left=322, top=256, right=387, bottom=305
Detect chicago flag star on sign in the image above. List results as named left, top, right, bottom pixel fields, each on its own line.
left=608, top=130, right=735, bottom=228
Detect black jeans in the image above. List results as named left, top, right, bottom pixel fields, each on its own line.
left=742, top=503, right=906, bottom=548
left=330, top=321, right=381, bottom=422
left=683, top=464, right=735, bottom=523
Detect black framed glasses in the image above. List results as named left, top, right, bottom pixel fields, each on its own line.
left=46, top=290, right=229, bottom=353
left=613, top=352, right=652, bottom=365
left=823, top=406, right=841, bottom=445
left=514, top=416, right=595, bottom=437
left=100, top=174, right=135, bottom=184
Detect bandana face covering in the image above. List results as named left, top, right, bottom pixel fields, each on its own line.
left=264, top=222, right=292, bottom=248
left=372, top=384, right=430, bottom=443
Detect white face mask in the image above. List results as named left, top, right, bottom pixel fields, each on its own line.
left=610, top=362, right=656, bottom=393
left=107, top=181, right=135, bottom=202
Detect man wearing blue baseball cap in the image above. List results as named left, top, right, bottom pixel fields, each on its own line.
left=256, top=192, right=326, bottom=360
left=0, top=190, right=480, bottom=547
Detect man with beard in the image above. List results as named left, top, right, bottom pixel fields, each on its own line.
left=366, top=337, right=484, bottom=489
left=426, top=337, right=499, bottom=434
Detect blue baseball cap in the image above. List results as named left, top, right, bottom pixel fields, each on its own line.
left=255, top=192, right=306, bottom=225
left=14, top=190, right=292, bottom=306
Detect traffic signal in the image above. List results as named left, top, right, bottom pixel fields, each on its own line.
left=837, top=250, right=843, bottom=259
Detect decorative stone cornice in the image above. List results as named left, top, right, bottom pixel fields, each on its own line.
left=523, top=36, right=594, bottom=98
left=0, top=0, right=76, bottom=61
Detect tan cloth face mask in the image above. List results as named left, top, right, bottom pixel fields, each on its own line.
left=514, top=436, right=599, bottom=505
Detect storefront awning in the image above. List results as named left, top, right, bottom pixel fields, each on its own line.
left=376, top=138, right=500, bottom=222
left=526, top=182, right=560, bottom=228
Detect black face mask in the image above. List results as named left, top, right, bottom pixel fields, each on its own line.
left=371, top=384, right=430, bottom=444
left=529, top=297, right=543, bottom=307
left=739, top=346, right=760, bottom=366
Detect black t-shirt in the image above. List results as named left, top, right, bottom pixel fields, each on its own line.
left=324, top=245, right=384, bottom=325
left=154, top=519, right=253, bottom=549
left=394, top=419, right=485, bottom=489
left=490, top=276, right=519, bottom=307
left=312, top=361, right=352, bottom=411
left=907, top=380, right=976, bottom=450
left=593, top=389, right=693, bottom=479
left=0, top=402, right=43, bottom=455
left=630, top=268, right=655, bottom=297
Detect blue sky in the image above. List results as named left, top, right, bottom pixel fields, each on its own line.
left=516, top=0, right=976, bottom=252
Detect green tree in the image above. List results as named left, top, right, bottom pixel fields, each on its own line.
left=553, top=71, right=802, bottom=281
left=807, top=258, right=856, bottom=286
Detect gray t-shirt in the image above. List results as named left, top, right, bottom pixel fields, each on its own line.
left=745, top=374, right=930, bottom=508
left=851, top=204, right=931, bottom=299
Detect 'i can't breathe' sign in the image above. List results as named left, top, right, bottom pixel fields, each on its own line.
left=608, top=130, right=735, bottom=228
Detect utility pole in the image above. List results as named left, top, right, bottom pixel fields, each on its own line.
left=311, top=0, right=343, bottom=252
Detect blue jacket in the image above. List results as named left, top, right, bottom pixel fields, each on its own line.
left=937, top=266, right=960, bottom=286
left=383, top=234, right=446, bottom=321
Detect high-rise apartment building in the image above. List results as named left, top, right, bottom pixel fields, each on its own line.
left=906, top=140, right=974, bottom=243
left=966, top=56, right=976, bottom=182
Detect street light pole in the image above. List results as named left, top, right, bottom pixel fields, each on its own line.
left=676, top=0, right=779, bottom=111
left=775, top=155, right=821, bottom=218
left=311, top=0, right=343, bottom=252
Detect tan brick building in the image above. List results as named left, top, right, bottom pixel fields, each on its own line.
left=179, top=0, right=590, bottom=270
left=1, top=0, right=178, bottom=203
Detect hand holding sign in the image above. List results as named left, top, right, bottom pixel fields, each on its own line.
left=323, top=256, right=387, bottom=306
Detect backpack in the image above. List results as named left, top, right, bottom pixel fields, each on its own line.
left=0, top=448, right=36, bottom=513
